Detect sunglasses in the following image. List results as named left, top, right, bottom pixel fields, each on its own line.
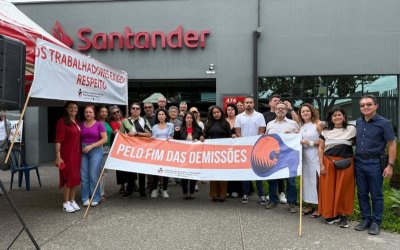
left=131, top=107, right=140, bottom=110
left=360, top=103, right=374, bottom=108
left=112, top=110, right=120, bottom=115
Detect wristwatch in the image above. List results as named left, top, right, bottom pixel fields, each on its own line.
left=388, top=162, right=395, bottom=168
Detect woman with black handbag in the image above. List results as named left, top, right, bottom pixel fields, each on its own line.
left=318, top=106, right=356, bottom=228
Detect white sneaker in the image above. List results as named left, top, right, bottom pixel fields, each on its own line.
left=266, top=195, right=270, bottom=201
left=83, top=200, right=90, bottom=207
left=279, top=192, right=287, bottom=204
left=70, top=200, right=80, bottom=211
left=91, top=201, right=99, bottom=207
left=259, top=196, right=267, bottom=206
left=195, top=184, right=199, bottom=191
left=231, top=192, right=239, bottom=198
left=151, top=189, right=158, bottom=198
left=162, top=190, right=169, bottom=199
left=63, top=201, right=75, bottom=213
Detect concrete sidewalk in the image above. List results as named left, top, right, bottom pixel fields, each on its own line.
left=1, top=164, right=399, bottom=250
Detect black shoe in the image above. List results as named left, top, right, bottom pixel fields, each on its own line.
left=325, top=216, right=340, bottom=224
left=368, top=222, right=381, bottom=235
left=139, top=192, right=146, bottom=199
left=183, top=193, right=189, bottom=200
left=121, top=192, right=133, bottom=199
left=339, top=216, right=349, bottom=228
left=355, top=219, right=371, bottom=231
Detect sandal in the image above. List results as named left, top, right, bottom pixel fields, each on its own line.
left=310, top=212, right=321, bottom=218
left=302, top=208, right=314, bottom=215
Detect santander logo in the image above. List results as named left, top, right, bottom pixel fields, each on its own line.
left=52, top=21, right=74, bottom=48
left=52, top=21, right=210, bottom=51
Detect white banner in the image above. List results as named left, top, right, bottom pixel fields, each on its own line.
left=8, top=120, right=23, bottom=143
left=30, top=39, right=128, bottom=105
left=104, top=133, right=302, bottom=181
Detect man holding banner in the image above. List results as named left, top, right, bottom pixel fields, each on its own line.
left=265, top=102, right=299, bottom=213
left=234, top=97, right=267, bottom=205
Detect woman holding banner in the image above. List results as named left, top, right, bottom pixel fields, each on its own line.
left=109, top=105, right=127, bottom=195
left=225, top=103, right=242, bottom=198
left=174, top=112, right=204, bottom=199
left=55, top=102, right=81, bottom=213
left=80, top=105, right=107, bottom=207
left=299, top=103, right=323, bottom=218
left=97, top=105, right=113, bottom=201
left=318, top=106, right=356, bottom=228
left=204, top=106, right=232, bottom=202
left=151, top=109, right=174, bottom=199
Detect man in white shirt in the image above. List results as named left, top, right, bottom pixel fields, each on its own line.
left=235, top=97, right=267, bottom=205
left=265, top=102, right=299, bottom=213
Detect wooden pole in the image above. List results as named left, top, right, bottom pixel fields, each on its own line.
left=83, top=166, right=106, bottom=219
left=5, top=95, right=30, bottom=164
left=298, top=171, right=303, bottom=237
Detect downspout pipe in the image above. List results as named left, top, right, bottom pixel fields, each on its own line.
left=253, top=0, right=262, bottom=109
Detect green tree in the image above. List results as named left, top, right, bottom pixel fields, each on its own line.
left=259, top=75, right=379, bottom=117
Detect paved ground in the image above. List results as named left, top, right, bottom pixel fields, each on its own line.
left=1, top=164, right=400, bottom=250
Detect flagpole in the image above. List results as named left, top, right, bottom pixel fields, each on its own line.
left=4, top=94, right=30, bottom=164
left=83, top=166, right=106, bottom=219
left=299, top=170, right=303, bottom=237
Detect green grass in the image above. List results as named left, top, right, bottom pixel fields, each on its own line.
left=259, top=178, right=400, bottom=233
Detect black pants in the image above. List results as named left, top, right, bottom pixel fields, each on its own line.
left=126, top=173, right=145, bottom=195
left=278, top=178, right=286, bottom=193
left=227, top=181, right=243, bottom=196
left=181, top=179, right=196, bottom=194
left=153, top=176, right=169, bottom=191
left=267, top=178, right=286, bottom=196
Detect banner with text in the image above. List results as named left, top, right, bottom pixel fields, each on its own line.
left=9, top=120, right=23, bottom=143
left=105, top=133, right=302, bottom=181
left=29, top=38, right=128, bottom=105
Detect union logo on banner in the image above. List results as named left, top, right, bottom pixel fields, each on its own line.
left=251, top=134, right=300, bottom=178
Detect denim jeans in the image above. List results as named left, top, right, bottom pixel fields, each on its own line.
left=81, top=145, right=103, bottom=203
left=268, top=177, right=297, bottom=204
left=242, top=181, right=264, bottom=196
left=355, top=156, right=384, bottom=225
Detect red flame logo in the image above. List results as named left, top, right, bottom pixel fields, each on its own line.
left=52, top=21, right=74, bottom=48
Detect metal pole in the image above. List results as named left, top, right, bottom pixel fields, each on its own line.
left=0, top=179, right=40, bottom=249
left=397, top=75, right=400, bottom=137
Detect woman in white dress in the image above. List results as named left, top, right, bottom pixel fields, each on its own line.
left=299, top=103, right=323, bottom=217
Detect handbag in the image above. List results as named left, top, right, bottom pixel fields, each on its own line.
left=326, top=155, right=352, bottom=170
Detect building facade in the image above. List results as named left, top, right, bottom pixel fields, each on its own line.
left=13, top=0, right=400, bottom=164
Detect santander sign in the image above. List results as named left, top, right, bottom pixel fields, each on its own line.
left=52, top=21, right=210, bottom=51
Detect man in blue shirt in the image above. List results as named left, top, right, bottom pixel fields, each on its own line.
left=354, top=95, right=396, bottom=235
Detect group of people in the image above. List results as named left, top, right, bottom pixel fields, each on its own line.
left=55, top=94, right=396, bottom=236
left=248, top=94, right=395, bottom=236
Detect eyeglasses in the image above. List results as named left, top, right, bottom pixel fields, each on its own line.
left=360, top=103, right=374, bottom=108
left=112, top=110, right=120, bottom=115
left=131, top=107, right=140, bottom=110
left=144, top=106, right=152, bottom=109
